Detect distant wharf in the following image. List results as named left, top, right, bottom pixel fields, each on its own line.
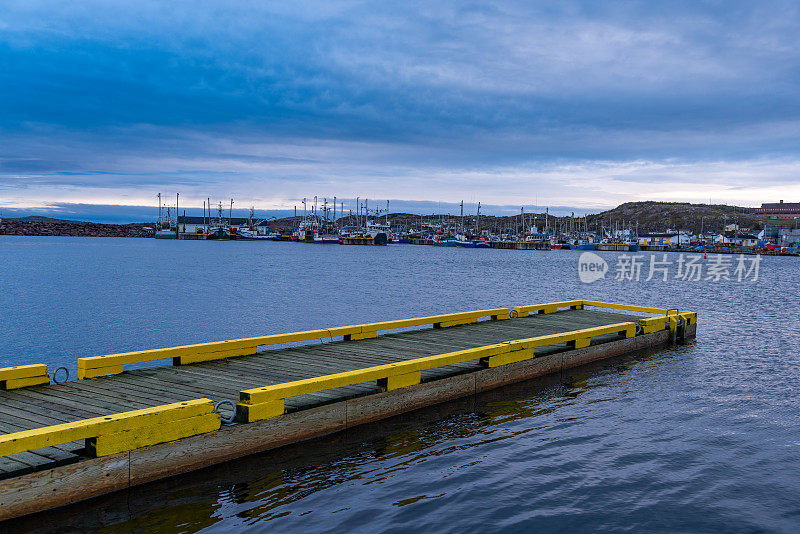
left=0, top=301, right=696, bottom=520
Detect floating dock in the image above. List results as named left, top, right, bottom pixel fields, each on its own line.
left=339, top=236, right=387, bottom=245
left=489, top=240, right=550, bottom=250
left=0, top=301, right=696, bottom=521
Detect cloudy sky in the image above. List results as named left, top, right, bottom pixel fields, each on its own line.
left=2, top=1, right=799, bottom=221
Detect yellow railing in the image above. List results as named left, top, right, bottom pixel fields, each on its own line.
left=0, top=364, right=50, bottom=390
left=512, top=300, right=696, bottom=332
left=0, top=399, right=219, bottom=458
left=75, top=302, right=695, bottom=379
left=236, top=321, right=638, bottom=422
left=76, top=308, right=509, bottom=379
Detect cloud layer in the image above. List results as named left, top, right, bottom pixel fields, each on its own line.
left=2, top=1, right=800, bottom=219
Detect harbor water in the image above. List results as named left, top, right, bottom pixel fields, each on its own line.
left=1, top=236, right=799, bottom=532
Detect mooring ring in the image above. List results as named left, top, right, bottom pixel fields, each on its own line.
left=215, top=400, right=237, bottom=425
left=509, top=309, right=519, bottom=319
left=52, top=367, right=69, bottom=384
left=636, top=324, right=644, bottom=335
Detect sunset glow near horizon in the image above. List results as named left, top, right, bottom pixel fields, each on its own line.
left=2, top=1, right=800, bottom=221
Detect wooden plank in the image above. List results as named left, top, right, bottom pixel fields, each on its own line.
left=44, top=383, right=155, bottom=413
left=6, top=389, right=111, bottom=420
left=117, top=372, right=241, bottom=401
left=0, top=453, right=129, bottom=521
left=73, top=376, right=192, bottom=406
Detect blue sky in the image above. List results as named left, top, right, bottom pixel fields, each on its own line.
left=2, top=1, right=800, bottom=221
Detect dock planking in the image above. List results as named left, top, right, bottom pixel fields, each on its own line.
left=0, top=308, right=648, bottom=481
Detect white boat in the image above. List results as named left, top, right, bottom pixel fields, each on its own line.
left=365, top=220, right=391, bottom=244
left=236, top=227, right=280, bottom=240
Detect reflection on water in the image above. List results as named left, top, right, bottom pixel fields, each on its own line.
left=2, top=238, right=799, bottom=532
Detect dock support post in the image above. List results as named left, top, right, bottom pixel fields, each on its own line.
left=345, top=331, right=377, bottom=341
left=236, top=400, right=285, bottom=423
left=378, top=371, right=421, bottom=391
left=481, top=348, right=534, bottom=368
left=567, top=338, right=591, bottom=349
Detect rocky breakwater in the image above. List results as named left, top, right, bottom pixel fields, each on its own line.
left=0, top=219, right=153, bottom=238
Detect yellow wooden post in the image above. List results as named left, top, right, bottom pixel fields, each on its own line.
left=378, top=371, right=421, bottom=391
left=235, top=400, right=285, bottom=423
left=482, top=348, right=534, bottom=368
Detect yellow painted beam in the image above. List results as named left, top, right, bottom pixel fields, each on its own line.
left=483, top=348, right=534, bottom=368
left=78, top=364, right=124, bottom=380
left=358, top=308, right=508, bottom=334
left=0, top=399, right=214, bottom=458
left=76, top=309, right=507, bottom=377
left=86, top=413, right=220, bottom=457
left=504, top=322, right=636, bottom=350
left=240, top=343, right=511, bottom=405
left=3, top=375, right=51, bottom=390
left=581, top=300, right=670, bottom=315
left=176, top=345, right=259, bottom=365
left=239, top=322, right=638, bottom=408
left=512, top=301, right=583, bottom=317
left=0, top=364, right=48, bottom=382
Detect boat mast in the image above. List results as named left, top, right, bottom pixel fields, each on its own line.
left=476, top=202, right=481, bottom=237
left=460, top=200, right=463, bottom=236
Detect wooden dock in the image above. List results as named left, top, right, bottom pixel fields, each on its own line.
left=0, top=301, right=696, bottom=521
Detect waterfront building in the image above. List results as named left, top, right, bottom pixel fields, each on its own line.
left=751, top=200, right=800, bottom=216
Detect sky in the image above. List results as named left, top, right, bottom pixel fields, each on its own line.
left=2, top=1, right=800, bottom=222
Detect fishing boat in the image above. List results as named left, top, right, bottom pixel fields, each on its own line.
left=455, top=234, right=490, bottom=248
left=236, top=227, right=280, bottom=240
left=294, top=196, right=342, bottom=243
left=154, top=193, right=177, bottom=239
left=571, top=240, right=596, bottom=251
left=236, top=208, right=281, bottom=240
left=364, top=220, right=391, bottom=245
left=313, top=231, right=339, bottom=244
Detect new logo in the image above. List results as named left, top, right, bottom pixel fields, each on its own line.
left=578, top=252, right=608, bottom=283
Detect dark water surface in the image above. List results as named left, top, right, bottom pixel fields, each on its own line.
left=1, top=236, right=799, bottom=533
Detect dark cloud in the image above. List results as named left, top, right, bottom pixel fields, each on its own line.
left=1, top=1, right=800, bottom=211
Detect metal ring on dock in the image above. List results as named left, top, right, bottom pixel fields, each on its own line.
left=635, top=324, right=643, bottom=335
left=52, top=367, right=69, bottom=385
left=509, top=309, right=519, bottom=319
left=215, top=400, right=237, bottom=425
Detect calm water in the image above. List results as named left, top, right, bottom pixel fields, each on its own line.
left=1, top=236, right=799, bottom=533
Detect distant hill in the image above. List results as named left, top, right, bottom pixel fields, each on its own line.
left=587, top=201, right=791, bottom=234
